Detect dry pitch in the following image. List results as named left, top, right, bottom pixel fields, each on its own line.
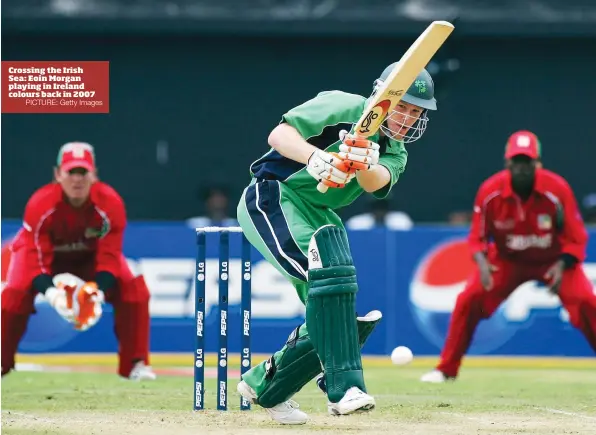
left=2, top=354, right=595, bottom=435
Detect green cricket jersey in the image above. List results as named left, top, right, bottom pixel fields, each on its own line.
left=249, top=90, right=408, bottom=209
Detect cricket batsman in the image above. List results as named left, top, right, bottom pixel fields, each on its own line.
left=1, top=142, right=155, bottom=381
left=235, top=63, right=438, bottom=424
left=421, top=131, right=596, bottom=383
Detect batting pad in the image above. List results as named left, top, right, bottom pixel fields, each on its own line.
left=256, top=311, right=382, bottom=408
left=306, top=225, right=366, bottom=403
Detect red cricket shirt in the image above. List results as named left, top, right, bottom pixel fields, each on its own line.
left=469, top=169, right=587, bottom=265
left=11, top=181, right=126, bottom=279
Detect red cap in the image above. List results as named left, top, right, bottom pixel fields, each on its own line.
left=57, top=142, right=96, bottom=172
left=504, top=131, right=542, bottom=159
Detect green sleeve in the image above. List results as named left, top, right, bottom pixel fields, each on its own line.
left=373, top=140, right=408, bottom=199
left=281, top=91, right=365, bottom=139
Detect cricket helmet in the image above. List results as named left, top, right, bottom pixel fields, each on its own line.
left=372, top=64, right=436, bottom=143
left=375, top=64, right=437, bottom=111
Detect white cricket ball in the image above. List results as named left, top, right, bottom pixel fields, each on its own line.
left=391, top=346, right=413, bottom=365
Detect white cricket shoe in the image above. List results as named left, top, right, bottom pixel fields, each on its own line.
left=237, top=380, right=308, bottom=425
left=328, top=386, right=375, bottom=416
left=129, top=361, right=157, bottom=381
left=420, top=369, right=453, bottom=383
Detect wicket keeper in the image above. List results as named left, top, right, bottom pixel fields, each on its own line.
left=236, top=64, right=438, bottom=424
left=421, top=131, right=596, bottom=383
left=1, top=142, right=155, bottom=381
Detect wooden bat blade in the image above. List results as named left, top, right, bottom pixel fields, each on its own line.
left=353, top=21, right=454, bottom=138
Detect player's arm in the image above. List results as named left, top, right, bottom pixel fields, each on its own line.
left=358, top=141, right=407, bottom=196
left=270, top=91, right=351, bottom=164
left=270, top=92, right=362, bottom=188
left=356, top=161, right=392, bottom=193
left=94, top=195, right=126, bottom=291
left=468, top=181, right=498, bottom=290
left=268, top=123, right=319, bottom=165
left=20, top=196, right=75, bottom=320
left=557, top=180, right=588, bottom=267
left=21, top=199, right=56, bottom=294
left=468, top=182, right=492, bottom=257
left=269, top=124, right=354, bottom=188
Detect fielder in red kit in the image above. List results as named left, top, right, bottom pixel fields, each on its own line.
left=1, top=142, right=155, bottom=381
left=421, top=131, right=596, bottom=382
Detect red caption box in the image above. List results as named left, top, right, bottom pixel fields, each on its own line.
left=2, top=61, right=110, bottom=114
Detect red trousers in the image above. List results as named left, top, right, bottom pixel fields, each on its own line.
left=437, top=253, right=596, bottom=377
left=1, top=251, right=151, bottom=377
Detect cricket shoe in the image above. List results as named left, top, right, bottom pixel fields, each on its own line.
left=420, top=369, right=455, bottom=383
left=129, top=361, right=157, bottom=381
left=328, top=387, right=376, bottom=416
left=237, top=380, right=308, bottom=425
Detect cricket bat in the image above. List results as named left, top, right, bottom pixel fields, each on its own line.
left=317, top=20, right=455, bottom=193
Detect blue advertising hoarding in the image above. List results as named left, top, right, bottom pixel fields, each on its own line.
left=2, top=220, right=595, bottom=357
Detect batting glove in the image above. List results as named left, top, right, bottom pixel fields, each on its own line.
left=307, top=149, right=356, bottom=189
left=338, top=130, right=380, bottom=171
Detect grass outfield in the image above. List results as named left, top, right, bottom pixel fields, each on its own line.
left=2, top=354, right=596, bottom=434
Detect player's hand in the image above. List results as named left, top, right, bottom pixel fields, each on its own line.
left=544, top=260, right=565, bottom=295
left=74, top=282, right=104, bottom=331
left=308, top=149, right=356, bottom=189
left=337, top=130, right=380, bottom=172
left=474, top=254, right=498, bottom=291
left=45, top=286, right=76, bottom=322
left=479, top=263, right=498, bottom=291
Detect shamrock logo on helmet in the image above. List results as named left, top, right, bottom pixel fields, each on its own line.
left=414, top=80, right=427, bottom=94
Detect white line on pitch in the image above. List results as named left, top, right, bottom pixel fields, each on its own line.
left=534, top=407, right=596, bottom=420
left=439, top=411, right=494, bottom=424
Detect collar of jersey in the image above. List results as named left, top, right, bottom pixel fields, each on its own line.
left=502, top=168, right=547, bottom=198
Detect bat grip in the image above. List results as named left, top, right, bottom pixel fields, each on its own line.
left=317, top=182, right=329, bottom=193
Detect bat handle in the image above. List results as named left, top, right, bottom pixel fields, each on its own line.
left=317, top=182, right=329, bottom=193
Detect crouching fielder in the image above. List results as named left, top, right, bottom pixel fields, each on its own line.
left=235, top=64, right=439, bottom=424
left=421, top=131, right=596, bottom=383
left=1, top=142, right=154, bottom=381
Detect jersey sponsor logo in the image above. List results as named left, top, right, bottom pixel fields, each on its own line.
left=53, top=241, right=90, bottom=252
left=506, top=234, right=552, bottom=250
left=537, top=214, right=552, bottom=230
